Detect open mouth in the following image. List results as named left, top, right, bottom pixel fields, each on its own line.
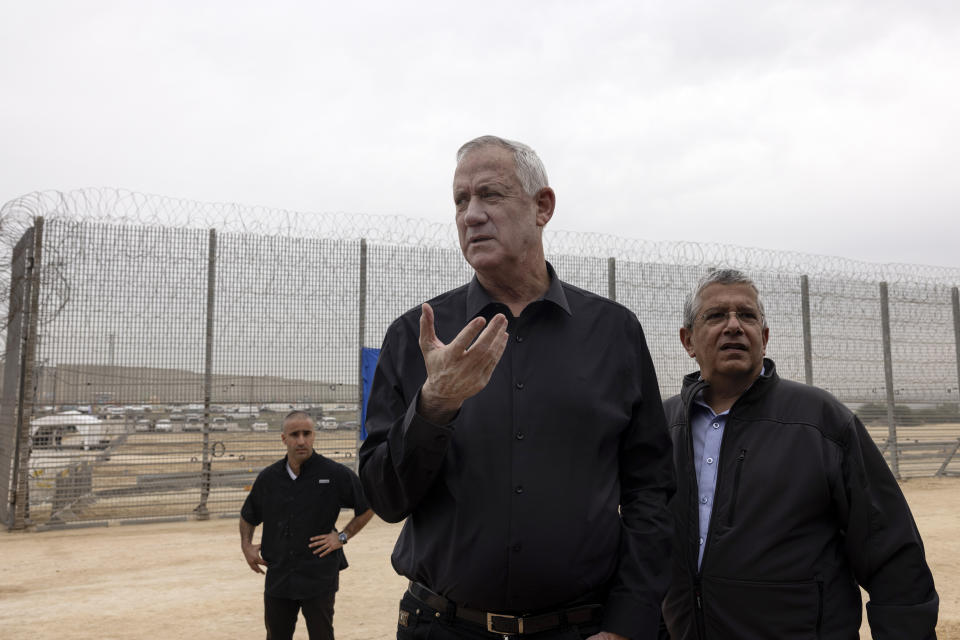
left=720, top=343, right=748, bottom=351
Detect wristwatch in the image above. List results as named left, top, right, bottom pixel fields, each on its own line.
left=338, top=531, right=348, bottom=545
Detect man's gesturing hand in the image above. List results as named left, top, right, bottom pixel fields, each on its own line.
left=417, top=303, right=509, bottom=424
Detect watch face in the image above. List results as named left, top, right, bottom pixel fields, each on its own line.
left=339, top=532, right=347, bottom=544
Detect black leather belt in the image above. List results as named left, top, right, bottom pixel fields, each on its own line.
left=407, top=581, right=602, bottom=636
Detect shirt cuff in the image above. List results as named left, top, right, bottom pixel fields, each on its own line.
left=401, top=388, right=456, bottom=455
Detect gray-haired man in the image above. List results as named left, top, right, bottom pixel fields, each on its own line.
left=361, top=135, right=675, bottom=639
left=660, top=269, right=938, bottom=639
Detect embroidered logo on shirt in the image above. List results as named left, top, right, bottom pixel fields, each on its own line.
left=318, top=479, right=330, bottom=484
left=398, top=610, right=410, bottom=627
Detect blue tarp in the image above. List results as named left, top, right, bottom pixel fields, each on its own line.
left=360, top=347, right=380, bottom=440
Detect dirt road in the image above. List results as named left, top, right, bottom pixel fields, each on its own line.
left=1, top=478, right=956, bottom=639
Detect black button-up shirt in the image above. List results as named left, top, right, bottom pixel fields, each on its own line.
left=241, top=452, right=369, bottom=599
left=359, top=265, right=674, bottom=638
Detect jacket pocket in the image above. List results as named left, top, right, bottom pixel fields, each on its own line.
left=703, top=575, right=822, bottom=639
left=726, top=449, right=747, bottom=527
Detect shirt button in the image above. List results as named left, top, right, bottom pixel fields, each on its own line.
left=515, top=335, right=524, bottom=343
left=516, top=382, right=524, bottom=390
left=698, top=537, right=704, bottom=545
left=512, top=543, right=522, bottom=552
left=712, top=422, right=720, bottom=429
left=706, top=457, right=714, bottom=464
left=700, top=496, right=708, bottom=504
left=516, top=432, right=525, bottom=440
left=515, top=485, right=524, bottom=494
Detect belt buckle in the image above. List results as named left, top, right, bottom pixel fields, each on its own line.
left=486, top=612, right=523, bottom=635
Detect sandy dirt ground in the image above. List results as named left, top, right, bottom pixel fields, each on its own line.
left=1, top=478, right=957, bottom=640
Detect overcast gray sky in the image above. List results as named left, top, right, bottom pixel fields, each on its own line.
left=2, top=1, right=959, bottom=268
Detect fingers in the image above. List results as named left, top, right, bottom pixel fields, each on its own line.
left=246, top=555, right=266, bottom=574
left=447, top=315, right=490, bottom=353
left=418, top=303, right=438, bottom=352
left=308, top=530, right=336, bottom=548
left=465, top=313, right=508, bottom=355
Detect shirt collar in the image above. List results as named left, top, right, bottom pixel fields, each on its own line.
left=465, top=261, right=571, bottom=318
left=284, top=451, right=316, bottom=479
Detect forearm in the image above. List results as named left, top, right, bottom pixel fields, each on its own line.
left=239, top=518, right=257, bottom=548
left=417, top=382, right=461, bottom=424
left=341, top=509, right=374, bottom=540
left=360, top=390, right=454, bottom=522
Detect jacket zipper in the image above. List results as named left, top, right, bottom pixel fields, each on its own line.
left=726, top=449, right=747, bottom=526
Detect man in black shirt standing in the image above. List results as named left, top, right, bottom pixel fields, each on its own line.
left=240, top=410, right=373, bottom=640
left=359, top=135, right=674, bottom=640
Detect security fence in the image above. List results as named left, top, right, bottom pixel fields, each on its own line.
left=1, top=188, right=959, bottom=530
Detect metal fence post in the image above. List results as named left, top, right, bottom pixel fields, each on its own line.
left=800, top=275, right=813, bottom=386
left=879, top=282, right=900, bottom=479
left=607, top=258, right=616, bottom=302
left=355, top=239, right=367, bottom=465
left=197, top=229, right=217, bottom=519
left=9, top=218, right=44, bottom=529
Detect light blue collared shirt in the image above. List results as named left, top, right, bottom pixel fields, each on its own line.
left=690, top=398, right=728, bottom=568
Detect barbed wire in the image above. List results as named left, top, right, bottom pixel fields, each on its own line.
left=2, top=187, right=959, bottom=286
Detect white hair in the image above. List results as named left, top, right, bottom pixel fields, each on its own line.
left=456, top=135, right=549, bottom=196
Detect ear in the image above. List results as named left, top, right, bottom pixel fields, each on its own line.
left=534, top=187, right=555, bottom=227
left=680, top=327, right=696, bottom=358
left=761, top=325, right=769, bottom=354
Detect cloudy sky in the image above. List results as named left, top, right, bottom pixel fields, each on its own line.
left=2, top=1, right=959, bottom=268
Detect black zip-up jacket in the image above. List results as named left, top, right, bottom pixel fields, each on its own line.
left=661, top=359, right=938, bottom=639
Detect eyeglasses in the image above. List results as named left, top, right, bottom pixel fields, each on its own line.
left=698, top=308, right=763, bottom=327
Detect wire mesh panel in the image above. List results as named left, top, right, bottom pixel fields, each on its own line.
left=617, top=261, right=704, bottom=399
left=29, top=220, right=209, bottom=525
left=545, top=254, right=608, bottom=298
left=198, top=233, right=363, bottom=518
left=364, top=243, right=473, bottom=349
left=807, top=277, right=888, bottom=403
left=876, top=282, right=960, bottom=477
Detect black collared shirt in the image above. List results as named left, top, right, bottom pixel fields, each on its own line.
left=241, top=451, right=369, bottom=599
left=359, top=264, right=674, bottom=638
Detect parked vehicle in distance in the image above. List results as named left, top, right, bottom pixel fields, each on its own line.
left=251, top=422, right=269, bottom=432
left=155, top=419, right=172, bottom=432
left=210, top=417, right=228, bottom=431
left=340, top=421, right=359, bottom=431
left=134, top=419, right=153, bottom=432
left=320, top=418, right=338, bottom=430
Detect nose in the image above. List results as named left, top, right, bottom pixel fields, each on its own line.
left=462, top=196, right=487, bottom=226
left=721, top=311, right=745, bottom=332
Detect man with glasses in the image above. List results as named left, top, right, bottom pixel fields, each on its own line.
left=660, top=269, right=937, bottom=639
